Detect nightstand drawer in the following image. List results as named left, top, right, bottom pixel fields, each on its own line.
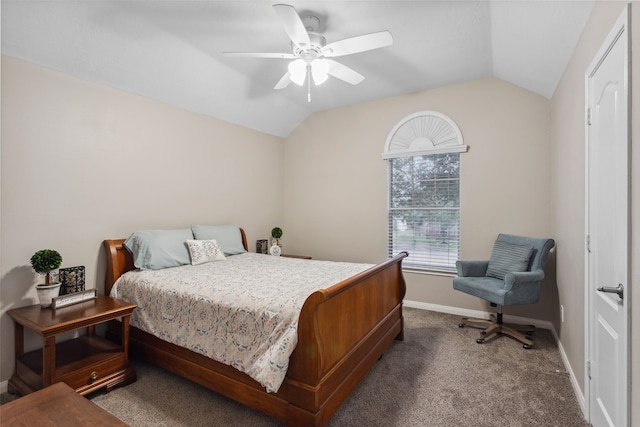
left=61, top=359, right=133, bottom=394
left=15, top=332, right=133, bottom=394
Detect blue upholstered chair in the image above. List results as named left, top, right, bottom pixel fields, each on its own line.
left=453, top=234, right=555, bottom=349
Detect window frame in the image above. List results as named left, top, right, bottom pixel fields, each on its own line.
left=382, top=111, right=467, bottom=273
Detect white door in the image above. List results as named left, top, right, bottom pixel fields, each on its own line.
left=585, top=7, right=630, bottom=427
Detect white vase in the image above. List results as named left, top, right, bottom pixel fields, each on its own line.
left=36, top=282, right=62, bottom=308
left=269, top=244, right=282, bottom=256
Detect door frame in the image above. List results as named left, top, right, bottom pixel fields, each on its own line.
left=583, top=5, right=631, bottom=425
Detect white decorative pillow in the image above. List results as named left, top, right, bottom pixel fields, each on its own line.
left=186, top=239, right=226, bottom=265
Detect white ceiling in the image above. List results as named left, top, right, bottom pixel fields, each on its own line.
left=1, top=1, right=595, bottom=138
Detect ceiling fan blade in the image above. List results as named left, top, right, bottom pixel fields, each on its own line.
left=326, top=59, right=364, bottom=85
left=274, top=72, right=292, bottom=90
left=322, top=31, right=393, bottom=57
left=273, top=4, right=310, bottom=48
left=223, top=52, right=296, bottom=59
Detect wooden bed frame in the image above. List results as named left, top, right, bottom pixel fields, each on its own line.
left=103, top=229, right=408, bottom=427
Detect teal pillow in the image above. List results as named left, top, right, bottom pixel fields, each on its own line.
left=191, top=225, right=246, bottom=256
left=485, top=240, right=533, bottom=280
left=124, top=228, right=194, bottom=270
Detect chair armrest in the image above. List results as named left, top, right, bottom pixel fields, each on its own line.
left=503, top=270, right=545, bottom=289
left=456, top=260, right=489, bottom=277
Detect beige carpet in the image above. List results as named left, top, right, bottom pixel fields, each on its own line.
left=3, top=308, right=589, bottom=426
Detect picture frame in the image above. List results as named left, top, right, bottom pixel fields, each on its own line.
left=58, top=266, right=86, bottom=295
left=256, top=239, right=269, bottom=254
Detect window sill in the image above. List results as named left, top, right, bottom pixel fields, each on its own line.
left=402, top=267, right=456, bottom=277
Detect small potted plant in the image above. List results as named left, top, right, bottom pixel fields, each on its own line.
left=271, top=227, right=283, bottom=247
left=270, top=227, right=283, bottom=256
left=30, top=249, right=63, bottom=307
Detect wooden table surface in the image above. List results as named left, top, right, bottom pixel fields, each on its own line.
left=8, top=295, right=136, bottom=336
left=0, top=381, right=128, bottom=426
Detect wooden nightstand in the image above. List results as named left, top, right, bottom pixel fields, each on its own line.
left=281, top=254, right=312, bottom=259
left=8, top=295, right=136, bottom=396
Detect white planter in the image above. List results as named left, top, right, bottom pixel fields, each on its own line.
left=36, top=283, right=61, bottom=308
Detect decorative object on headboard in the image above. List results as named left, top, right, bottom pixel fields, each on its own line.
left=59, top=266, right=86, bottom=295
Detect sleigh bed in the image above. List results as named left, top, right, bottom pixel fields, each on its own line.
left=104, top=227, right=407, bottom=427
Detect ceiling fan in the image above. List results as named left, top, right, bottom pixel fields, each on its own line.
left=223, top=4, right=393, bottom=102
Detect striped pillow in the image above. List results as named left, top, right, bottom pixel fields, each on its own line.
left=485, top=241, right=533, bottom=280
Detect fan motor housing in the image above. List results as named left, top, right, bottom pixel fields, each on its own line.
left=292, top=32, right=326, bottom=59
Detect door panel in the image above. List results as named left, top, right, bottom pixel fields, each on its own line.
left=586, top=7, right=629, bottom=427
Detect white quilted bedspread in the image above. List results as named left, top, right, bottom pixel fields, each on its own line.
left=111, top=252, right=372, bottom=392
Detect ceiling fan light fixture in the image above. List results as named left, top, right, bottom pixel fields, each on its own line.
left=311, top=59, right=329, bottom=85
left=288, top=59, right=306, bottom=86
left=224, top=4, right=393, bottom=100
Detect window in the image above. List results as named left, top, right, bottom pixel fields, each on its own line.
left=382, top=111, right=467, bottom=272
left=387, top=153, right=460, bottom=270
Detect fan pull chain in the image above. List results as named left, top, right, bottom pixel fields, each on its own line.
left=306, top=64, right=312, bottom=102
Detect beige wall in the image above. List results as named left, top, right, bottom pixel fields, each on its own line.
left=551, top=1, right=639, bottom=423
left=0, top=56, right=284, bottom=382
left=284, top=77, right=555, bottom=320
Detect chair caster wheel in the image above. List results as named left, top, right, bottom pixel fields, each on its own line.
left=458, top=323, right=465, bottom=328
left=476, top=338, right=485, bottom=344
left=523, top=344, right=532, bottom=349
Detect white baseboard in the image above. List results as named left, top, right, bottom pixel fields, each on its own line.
left=555, top=338, right=587, bottom=418
left=403, top=299, right=554, bottom=330
left=1, top=379, right=8, bottom=394
left=403, top=299, right=587, bottom=419
left=544, top=325, right=586, bottom=418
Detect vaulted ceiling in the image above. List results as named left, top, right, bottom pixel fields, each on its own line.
left=2, top=1, right=595, bottom=137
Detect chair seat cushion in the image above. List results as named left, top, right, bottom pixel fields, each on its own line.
left=453, top=276, right=508, bottom=306
left=485, top=240, right=533, bottom=280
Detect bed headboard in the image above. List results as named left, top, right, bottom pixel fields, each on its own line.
left=103, top=228, right=248, bottom=295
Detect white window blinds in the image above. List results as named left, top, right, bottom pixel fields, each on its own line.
left=383, top=112, right=467, bottom=271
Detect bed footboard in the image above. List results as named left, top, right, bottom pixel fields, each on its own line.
left=284, top=251, right=408, bottom=426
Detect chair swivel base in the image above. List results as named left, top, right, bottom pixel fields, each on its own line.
left=458, top=315, right=535, bottom=349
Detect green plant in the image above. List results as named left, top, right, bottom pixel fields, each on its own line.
left=271, top=227, right=283, bottom=239
left=30, top=249, right=62, bottom=285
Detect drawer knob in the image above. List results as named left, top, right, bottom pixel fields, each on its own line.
left=89, top=371, right=98, bottom=381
